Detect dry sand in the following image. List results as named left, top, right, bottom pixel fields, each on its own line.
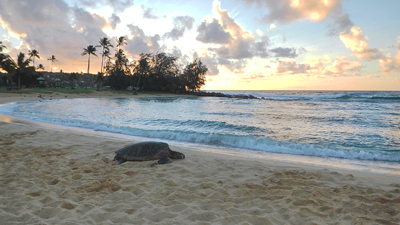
left=0, top=91, right=400, bottom=224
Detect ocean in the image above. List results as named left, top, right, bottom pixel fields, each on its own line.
left=1, top=90, right=400, bottom=173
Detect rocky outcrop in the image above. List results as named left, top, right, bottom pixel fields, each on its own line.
left=187, top=91, right=258, bottom=99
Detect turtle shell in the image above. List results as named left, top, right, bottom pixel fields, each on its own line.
left=115, top=141, right=170, bottom=161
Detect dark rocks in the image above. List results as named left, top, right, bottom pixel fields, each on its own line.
left=187, top=91, right=258, bottom=100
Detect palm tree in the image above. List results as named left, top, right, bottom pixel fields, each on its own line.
left=116, top=36, right=127, bottom=49
left=37, top=64, right=45, bottom=71
left=0, top=42, right=7, bottom=72
left=0, top=41, right=6, bottom=52
left=135, top=53, right=151, bottom=90
left=47, top=55, right=57, bottom=72
left=6, top=52, right=32, bottom=88
left=99, top=37, right=113, bottom=73
left=81, top=45, right=98, bottom=74
left=96, top=72, right=104, bottom=91
left=106, top=49, right=131, bottom=90
left=28, top=49, right=40, bottom=67
left=0, top=54, right=12, bottom=85
left=103, top=49, right=112, bottom=63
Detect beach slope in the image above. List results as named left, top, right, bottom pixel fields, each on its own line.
left=1, top=121, right=400, bottom=224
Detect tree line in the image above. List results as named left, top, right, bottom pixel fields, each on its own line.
left=0, top=41, right=49, bottom=88
left=0, top=37, right=208, bottom=92
left=83, top=36, right=208, bottom=92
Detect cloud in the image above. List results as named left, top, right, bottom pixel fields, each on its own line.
left=210, top=55, right=247, bottom=73
left=192, top=51, right=220, bottom=76
left=1, top=40, right=13, bottom=51
left=339, top=26, right=383, bottom=61
left=256, top=29, right=264, bottom=37
left=196, top=18, right=231, bottom=44
left=380, top=53, right=400, bottom=74
left=304, top=55, right=331, bottom=71
left=0, top=0, right=70, bottom=37
left=265, top=55, right=360, bottom=77
left=79, top=0, right=134, bottom=13
left=164, top=16, right=195, bottom=41
left=109, top=13, right=121, bottom=30
left=252, top=40, right=270, bottom=58
left=142, top=6, right=158, bottom=20
left=0, top=0, right=109, bottom=72
left=240, top=72, right=265, bottom=82
left=164, top=46, right=183, bottom=58
left=161, top=45, right=184, bottom=59
left=106, top=0, right=134, bottom=13
left=270, top=47, right=298, bottom=58
left=326, top=10, right=354, bottom=36
left=196, top=0, right=269, bottom=60
left=379, top=36, right=400, bottom=74
left=324, top=56, right=361, bottom=75
left=265, top=46, right=307, bottom=58
left=241, top=0, right=342, bottom=23
left=0, top=39, right=20, bottom=58
left=267, top=59, right=311, bottom=75
left=241, top=0, right=355, bottom=37
left=223, top=59, right=248, bottom=73
left=126, top=24, right=161, bottom=54
left=73, top=7, right=108, bottom=42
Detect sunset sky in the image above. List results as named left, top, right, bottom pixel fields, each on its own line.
left=0, top=0, right=399, bottom=90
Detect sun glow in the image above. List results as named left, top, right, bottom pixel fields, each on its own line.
left=102, top=26, right=115, bottom=37
left=291, top=0, right=301, bottom=7
left=310, top=12, right=321, bottom=21
left=0, top=19, right=24, bottom=40
left=256, top=29, right=264, bottom=37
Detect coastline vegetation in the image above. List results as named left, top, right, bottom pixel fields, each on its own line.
left=0, top=37, right=208, bottom=93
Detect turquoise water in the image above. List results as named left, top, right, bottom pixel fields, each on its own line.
left=1, top=91, right=399, bottom=163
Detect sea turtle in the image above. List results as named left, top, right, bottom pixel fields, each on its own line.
left=113, top=141, right=185, bottom=166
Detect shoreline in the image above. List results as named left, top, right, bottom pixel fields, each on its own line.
left=1, top=91, right=400, bottom=224
left=1, top=91, right=399, bottom=177
left=1, top=90, right=400, bottom=177
left=2, top=111, right=400, bottom=177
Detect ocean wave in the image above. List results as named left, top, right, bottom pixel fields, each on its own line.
left=8, top=112, right=398, bottom=162
left=336, top=94, right=400, bottom=102
left=224, top=91, right=400, bottom=103
left=87, top=123, right=400, bottom=162
left=371, top=96, right=400, bottom=101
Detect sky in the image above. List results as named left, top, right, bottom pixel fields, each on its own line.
left=0, top=0, right=399, bottom=90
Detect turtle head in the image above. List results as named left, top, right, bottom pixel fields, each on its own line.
left=170, top=150, right=185, bottom=159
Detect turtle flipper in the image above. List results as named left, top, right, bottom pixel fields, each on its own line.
left=151, top=157, right=172, bottom=167
left=114, top=154, right=127, bottom=164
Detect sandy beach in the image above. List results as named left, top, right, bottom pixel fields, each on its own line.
left=1, top=91, right=400, bottom=224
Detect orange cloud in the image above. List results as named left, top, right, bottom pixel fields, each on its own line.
left=324, top=56, right=361, bottom=75
left=267, top=59, right=310, bottom=75
left=378, top=36, right=400, bottom=74
left=339, top=26, right=383, bottom=61
left=288, top=0, right=340, bottom=22
left=242, top=0, right=342, bottom=23
left=265, top=55, right=360, bottom=77
left=304, top=55, right=331, bottom=73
